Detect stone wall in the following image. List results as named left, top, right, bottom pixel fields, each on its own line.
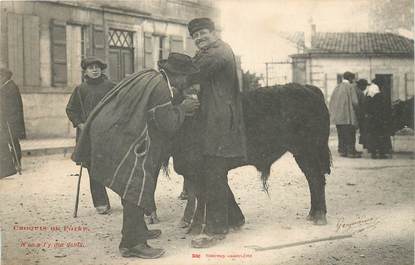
left=293, top=56, right=414, bottom=102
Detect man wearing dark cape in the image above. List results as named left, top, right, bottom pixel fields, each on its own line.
left=0, top=67, right=25, bottom=178
left=72, top=53, right=199, bottom=259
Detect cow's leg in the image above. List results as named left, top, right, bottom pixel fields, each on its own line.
left=186, top=175, right=205, bottom=235
left=294, top=155, right=327, bottom=225
left=179, top=176, right=197, bottom=228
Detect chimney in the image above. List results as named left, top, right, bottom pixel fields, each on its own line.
left=304, top=18, right=316, bottom=49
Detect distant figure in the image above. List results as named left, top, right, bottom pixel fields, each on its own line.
left=329, top=71, right=361, bottom=158
left=356, top=79, right=370, bottom=149
left=363, top=82, right=392, bottom=159
left=0, top=67, right=25, bottom=178
left=66, top=57, right=116, bottom=214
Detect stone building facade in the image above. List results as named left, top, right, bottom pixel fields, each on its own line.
left=0, top=0, right=218, bottom=138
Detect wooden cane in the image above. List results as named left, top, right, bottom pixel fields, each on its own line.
left=73, top=164, right=83, bottom=218
left=6, top=122, right=21, bottom=175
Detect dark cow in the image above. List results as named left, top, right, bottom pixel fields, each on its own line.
left=391, top=97, right=414, bottom=132
left=170, top=83, right=331, bottom=230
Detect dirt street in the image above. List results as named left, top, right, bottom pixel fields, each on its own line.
left=0, top=135, right=414, bottom=265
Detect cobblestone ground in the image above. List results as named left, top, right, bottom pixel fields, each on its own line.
left=0, top=135, right=414, bottom=265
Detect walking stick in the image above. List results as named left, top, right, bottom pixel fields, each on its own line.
left=73, top=164, right=83, bottom=218
left=6, top=122, right=21, bottom=175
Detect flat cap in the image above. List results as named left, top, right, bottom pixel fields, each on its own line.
left=158, top=53, right=199, bottom=75
left=188, top=17, right=215, bottom=36
left=81, top=57, right=107, bottom=70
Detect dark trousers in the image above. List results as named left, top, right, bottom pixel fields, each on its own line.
left=119, top=199, right=148, bottom=249
left=200, top=156, right=245, bottom=235
left=367, top=135, right=390, bottom=155
left=87, top=169, right=110, bottom=208
left=336, top=125, right=357, bottom=153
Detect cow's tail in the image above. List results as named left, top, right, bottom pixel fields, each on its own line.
left=319, top=143, right=332, bottom=176
left=161, top=157, right=170, bottom=178
left=261, top=170, right=271, bottom=197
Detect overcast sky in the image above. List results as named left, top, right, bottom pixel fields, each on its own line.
left=217, top=0, right=371, bottom=75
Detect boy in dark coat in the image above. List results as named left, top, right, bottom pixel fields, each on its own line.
left=66, top=57, right=115, bottom=214
left=0, top=67, right=25, bottom=178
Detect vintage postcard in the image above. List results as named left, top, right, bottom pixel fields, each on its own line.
left=0, top=0, right=413, bottom=264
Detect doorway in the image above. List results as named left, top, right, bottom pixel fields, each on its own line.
left=375, top=74, right=393, bottom=107
left=108, top=29, right=134, bottom=83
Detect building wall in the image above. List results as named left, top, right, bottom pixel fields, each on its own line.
left=0, top=1, right=217, bottom=139
left=293, top=56, right=414, bottom=103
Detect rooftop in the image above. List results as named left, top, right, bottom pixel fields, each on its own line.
left=281, top=32, right=414, bottom=57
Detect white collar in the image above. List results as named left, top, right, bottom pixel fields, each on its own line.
left=342, top=79, right=350, bottom=84
left=160, top=69, right=174, bottom=98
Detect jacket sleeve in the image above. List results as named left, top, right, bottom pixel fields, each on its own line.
left=66, top=86, right=84, bottom=128
left=147, top=81, right=185, bottom=135
left=350, top=85, right=359, bottom=109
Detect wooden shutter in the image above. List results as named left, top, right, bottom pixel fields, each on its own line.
left=92, top=25, right=105, bottom=60
left=23, top=15, right=40, bottom=86
left=7, top=13, right=24, bottom=87
left=185, top=36, right=197, bottom=57
left=50, top=19, right=67, bottom=86
left=143, top=32, right=153, bottom=69
left=170, top=35, right=184, bottom=53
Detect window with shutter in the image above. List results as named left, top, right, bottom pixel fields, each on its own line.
left=108, top=28, right=134, bottom=82
left=170, top=35, right=184, bottom=53
left=92, top=25, right=105, bottom=60
left=144, top=32, right=154, bottom=69
left=50, top=19, right=67, bottom=87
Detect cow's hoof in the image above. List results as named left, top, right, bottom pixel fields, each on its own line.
left=313, top=215, right=327, bottom=225
left=306, top=213, right=314, bottom=221
left=306, top=211, right=327, bottom=225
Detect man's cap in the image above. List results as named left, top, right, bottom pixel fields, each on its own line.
left=343, top=71, right=355, bottom=80
left=356, top=79, right=369, bottom=87
left=81, top=57, right=107, bottom=70
left=158, top=53, right=199, bottom=75
left=188, top=17, right=215, bottom=36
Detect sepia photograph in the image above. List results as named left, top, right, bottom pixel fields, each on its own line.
left=0, top=0, right=413, bottom=264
